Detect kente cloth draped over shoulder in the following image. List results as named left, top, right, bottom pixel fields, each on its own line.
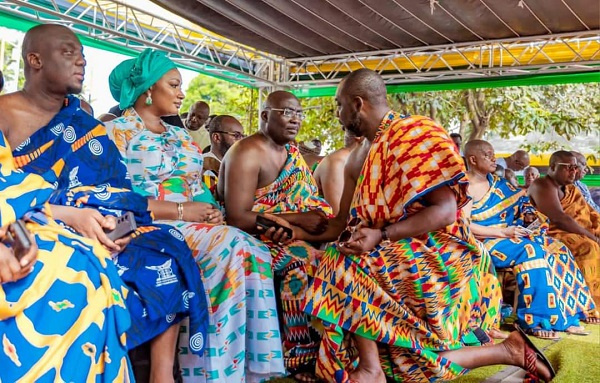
left=253, top=144, right=333, bottom=375
left=11, top=96, right=208, bottom=355
left=0, top=132, right=133, bottom=382
left=305, top=113, right=501, bottom=383
left=547, top=184, right=600, bottom=306
left=472, top=175, right=595, bottom=330
left=105, top=108, right=285, bottom=383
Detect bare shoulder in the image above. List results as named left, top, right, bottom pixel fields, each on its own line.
left=223, top=134, right=265, bottom=163
left=0, top=93, right=25, bottom=133
left=529, top=176, right=554, bottom=196
left=346, top=142, right=370, bottom=180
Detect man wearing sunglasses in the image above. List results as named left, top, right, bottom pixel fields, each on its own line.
left=202, top=115, right=246, bottom=190
left=529, top=151, right=600, bottom=319
left=218, top=90, right=333, bottom=379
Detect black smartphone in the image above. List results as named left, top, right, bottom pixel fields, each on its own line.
left=105, top=212, right=137, bottom=241
left=5, top=220, right=33, bottom=261
left=256, top=215, right=293, bottom=238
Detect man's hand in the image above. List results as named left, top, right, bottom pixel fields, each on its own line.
left=338, top=227, right=382, bottom=255
left=182, top=202, right=223, bottom=224
left=295, top=211, right=328, bottom=234
left=501, top=226, right=529, bottom=238
left=0, top=226, right=38, bottom=284
left=59, top=207, right=122, bottom=252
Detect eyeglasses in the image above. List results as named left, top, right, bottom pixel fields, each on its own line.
left=338, top=217, right=362, bottom=244
left=265, top=107, right=305, bottom=121
left=556, top=163, right=578, bottom=171
left=481, top=152, right=495, bottom=161
left=213, top=131, right=246, bottom=140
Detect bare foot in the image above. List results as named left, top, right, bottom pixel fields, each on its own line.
left=524, top=327, right=559, bottom=340
left=502, top=331, right=553, bottom=382
left=584, top=316, right=600, bottom=324
left=488, top=328, right=509, bottom=339
left=348, top=366, right=386, bottom=383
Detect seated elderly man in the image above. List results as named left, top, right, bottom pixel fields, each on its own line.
left=465, top=140, right=595, bottom=338
left=0, top=24, right=208, bottom=382
left=0, top=130, right=132, bottom=382
left=218, top=90, right=332, bottom=378
left=572, top=151, right=600, bottom=212
left=529, top=150, right=600, bottom=321
left=300, top=69, right=554, bottom=383
left=523, top=166, right=540, bottom=188
left=496, top=149, right=530, bottom=176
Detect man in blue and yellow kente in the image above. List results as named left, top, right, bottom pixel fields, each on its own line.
left=0, top=24, right=208, bottom=383
left=465, top=140, right=595, bottom=339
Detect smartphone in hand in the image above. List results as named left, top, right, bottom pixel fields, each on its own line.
left=4, top=220, right=33, bottom=261
left=104, top=212, right=137, bottom=241
left=256, top=215, right=293, bottom=238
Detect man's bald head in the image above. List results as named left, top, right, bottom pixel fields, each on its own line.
left=22, top=24, right=75, bottom=66
left=464, top=139, right=492, bottom=157
left=549, top=150, right=575, bottom=167
left=21, top=24, right=86, bottom=95
left=571, top=151, right=587, bottom=165
left=510, top=150, right=530, bottom=170
left=186, top=101, right=210, bottom=131
left=263, top=90, right=299, bottom=109
left=338, top=68, right=387, bottom=106
left=260, top=90, right=302, bottom=145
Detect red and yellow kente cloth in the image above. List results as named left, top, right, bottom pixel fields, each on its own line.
left=548, top=184, right=600, bottom=306
left=304, top=113, right=501, bottom=382
left=253, top=144, right=333, bottom=375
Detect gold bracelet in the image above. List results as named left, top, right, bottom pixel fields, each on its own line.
left=177, top=202, right=184, bottom=221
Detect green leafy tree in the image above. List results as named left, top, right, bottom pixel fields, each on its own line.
left=182, top=75, right=258, bottom=132
left=1, top=38, right=25, bottom=92
left=184, top=72, right=600, bottom=155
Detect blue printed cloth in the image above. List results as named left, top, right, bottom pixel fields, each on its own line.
left=11, top=96, right=208, bottom=354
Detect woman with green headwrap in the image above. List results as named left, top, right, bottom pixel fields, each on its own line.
left=105, top=49, right=285, bottom=383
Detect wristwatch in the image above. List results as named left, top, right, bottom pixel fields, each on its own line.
left=380, top=227, right=392, bottom=245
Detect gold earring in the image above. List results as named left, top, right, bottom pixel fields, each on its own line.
left=145, top=95, right=152, bottom=106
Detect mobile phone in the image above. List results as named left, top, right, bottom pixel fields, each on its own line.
left=255, top=215, right=293, bottom=238
left=105, top=212, right=137, bottom=241
left=517, top=225, right=533, bottom=235
left=526, top=218, right=541, bottom=231
left=5, top=220, right=33, bottom=261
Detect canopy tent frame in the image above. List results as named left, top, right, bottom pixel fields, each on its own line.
left=0, top=0, right=598, bottom=96
left=0, top=0, right=283, bottom=88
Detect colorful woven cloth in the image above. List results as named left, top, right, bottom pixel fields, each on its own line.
left=305, top=113, right=501, bottom=383
left=106, top=108, right=285, bottom=382
left=253, top=144, right=333, bottom=375
left=546, top=184, right=600, bottom=306
left=472, top=175, right=595, bottom=330
left=11, top=96, right=208, bottom=355
left=0, top=132, right=133, bottom=382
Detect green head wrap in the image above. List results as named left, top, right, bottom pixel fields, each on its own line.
left=109, top=48, right=177, bottom=109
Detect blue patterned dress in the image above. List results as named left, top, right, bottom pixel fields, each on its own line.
left=471, top=174, right=595, bottom=331
left=0, top=131, right=133, bottom=382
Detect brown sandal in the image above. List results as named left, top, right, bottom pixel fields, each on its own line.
left=515, top=325, right=556, bottom=382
